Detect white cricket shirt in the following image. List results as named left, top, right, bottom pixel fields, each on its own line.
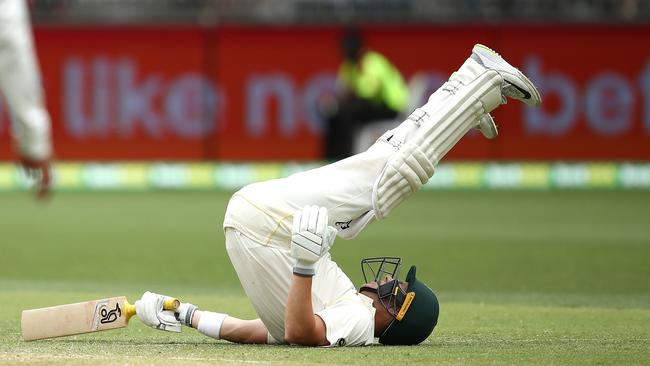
left=223, top=191, right=376, bottom=346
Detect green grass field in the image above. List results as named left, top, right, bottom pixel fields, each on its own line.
left=1, top=190, right=649, bottom=365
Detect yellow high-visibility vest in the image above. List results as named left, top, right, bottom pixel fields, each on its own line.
left=338, top=50, right=409, bottom=112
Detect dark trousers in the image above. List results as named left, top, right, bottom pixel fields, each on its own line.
left=324, top=97, right=398, bottom=160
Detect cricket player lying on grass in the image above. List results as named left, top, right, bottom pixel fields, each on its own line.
left=136, top=44, right=541, bottom=347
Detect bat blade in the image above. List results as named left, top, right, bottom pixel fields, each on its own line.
left=21, top=296, right=133, bottom=341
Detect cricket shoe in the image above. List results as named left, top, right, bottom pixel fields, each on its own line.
left=471, top=44, right=541, bottom=107
left=477, top=113, right=498, bottom=139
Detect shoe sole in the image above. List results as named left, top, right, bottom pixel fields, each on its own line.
left=473, top=44, right=542, bottom=106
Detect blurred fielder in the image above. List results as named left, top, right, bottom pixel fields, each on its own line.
left=136, top=44, right=541, bottom=346
left=0, top=0, right=53, bottom=198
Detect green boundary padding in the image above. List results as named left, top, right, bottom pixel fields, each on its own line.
left=1, top=162, right=649, bottom=191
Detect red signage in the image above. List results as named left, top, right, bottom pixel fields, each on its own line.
left=0, top=25, right=648, bottom=161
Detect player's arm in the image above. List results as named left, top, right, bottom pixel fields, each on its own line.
left=136, top=292, right=268, bottom=344
left=285, top=275, right=328, bottom=346
left=285, top=205, right=337, bottom=346
left=190, top=310, right=268, bottom=344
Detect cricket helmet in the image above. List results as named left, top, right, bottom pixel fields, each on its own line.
left=360, top=257, right=439, bottom=345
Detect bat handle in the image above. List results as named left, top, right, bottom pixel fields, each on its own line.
left=163, top=298, right=181, bottom=310
left=124, top=297, right=181, bottom=321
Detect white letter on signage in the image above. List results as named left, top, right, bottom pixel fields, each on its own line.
left=640, top=61, right=650, bottom=133
left=0, top=99, right=5, bottom=134
left=246, top=74, right=296, bottom=137
left=63, top=58, right=112, bottom=137
left=585, top=73, right=633, bottom=136
left=302, top=73, right=337, bottom=134
left=165, top=74, right=219, bottom=138
left=523, top=57, right=578, bottom=136
left=116, top=59, right=162, bottom=137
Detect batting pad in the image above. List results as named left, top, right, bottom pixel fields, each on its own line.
left=372, top=70, right=503, bottom=220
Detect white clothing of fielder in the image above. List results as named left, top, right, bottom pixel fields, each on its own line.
left=0, top=0, right=52, bottom=160
left=222, top=48, right=521, bottom=345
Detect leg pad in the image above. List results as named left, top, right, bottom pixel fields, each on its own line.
left=371, top=70, right=503, bottom=220
left=372, top=143, right=434, bottom=220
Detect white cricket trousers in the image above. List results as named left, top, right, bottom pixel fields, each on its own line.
left=0, top=0, right=51, bottom=159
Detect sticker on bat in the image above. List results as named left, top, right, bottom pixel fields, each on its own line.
left=100, top=303, right=122, bottom=324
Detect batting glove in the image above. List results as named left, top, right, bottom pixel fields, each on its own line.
left=290, top=205, right=338, bottom=277
left=135, top=291, right=181, bottom=332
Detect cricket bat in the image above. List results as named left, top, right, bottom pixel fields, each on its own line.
left=21, top=296, right=180, bottom=341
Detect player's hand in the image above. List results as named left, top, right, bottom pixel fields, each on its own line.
left=290, top=205, right=338, bottom=277
left=18, top=155, right=52, bottom=200
left=135, top=291, right=181, bottom=332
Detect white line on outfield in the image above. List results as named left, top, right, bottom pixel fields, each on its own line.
left=436, top=338, right=650, bottom=344
left=1, top=353, right=273, bottom=364
left=168, top=357, right=271, bottom=364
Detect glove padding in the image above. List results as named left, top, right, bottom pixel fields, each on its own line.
left=135, top=291, right=181, bottom=332
left=290, top=205, right=338, bottom=277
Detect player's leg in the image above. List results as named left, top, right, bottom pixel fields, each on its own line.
left=223, top=227, right=294, bottom=342
left=236, top=44, right=539, bottom=239
left=324, top=109, right=349, bottom=160
left=0, top=0, right=52, bottom=160
left=367, top=44, right=541, bottom=220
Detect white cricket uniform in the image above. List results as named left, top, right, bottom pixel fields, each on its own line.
left=222, top=143, right=395, bottom=346
left=0, top=0, right=52, bottom=160
left=223, top=53, right=502, bottom=346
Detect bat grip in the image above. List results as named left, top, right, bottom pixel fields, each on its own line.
left=124, top=297, right=181, bottom=321
left=163, top=298, right=181, bottom=310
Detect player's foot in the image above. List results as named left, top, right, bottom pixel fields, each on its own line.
left=471, top=44, right=541, bottom=107
left=477, top=113, right=498, bottom=139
